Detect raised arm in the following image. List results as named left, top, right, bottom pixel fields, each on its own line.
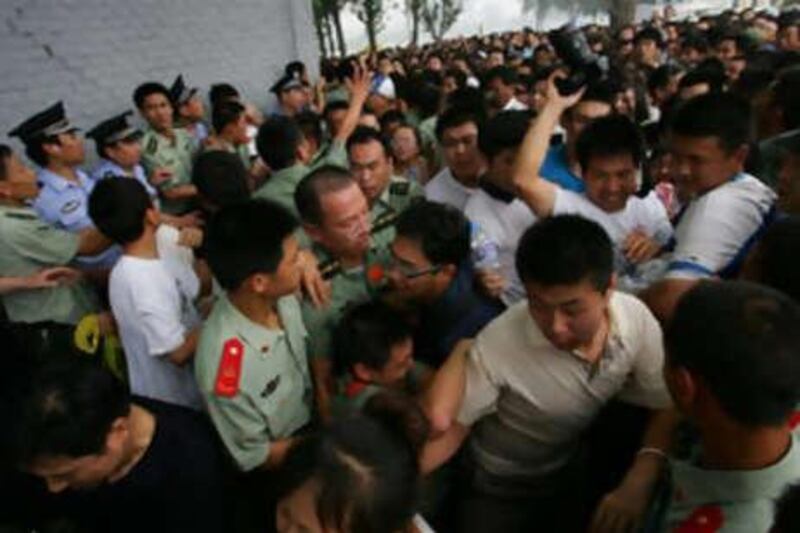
left=512, top=76, right=585, bottom=217
left=333, top=63, right=373, bottom=144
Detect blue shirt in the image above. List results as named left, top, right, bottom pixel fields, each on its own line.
left=539, top=145, right=585, bottom=193
left=91, top=159, right=159, bottom=205
left=34, top=167, right=120, bottom=267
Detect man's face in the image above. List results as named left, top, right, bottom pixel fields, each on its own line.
left=259, top=235, right=302, bottom=297
left=349, top=139, right=393, bottom=205
left=378, top=58, right=393, bottom=75
left=225, top=113, right=251, bottom=145
left=372, top=337, right=415, bottom=386
left=105, top=138, right=142, bottom=168
left=583, top=153, right=638, bottom=213
left=488, top=78, right=514, bottom=108
left=29, top=451, right=122, bottom=493
left=180, top=95, right=205, bottom=121
left=440, top=121, right=483, bottom=181
left=442, top=75, right=460, bottom=95
left=725, top=57, right=747, bottom=83
left=367, top=94, right=393, bottom=118
left=716, top=39, right=738, bottom=61
left=281, top=87, right=308, bottom=115
left=326, top=109, right=348, bottom=138
left=525, top=278, right=610, bottom=352
left=488, top=52, right=505, bottom=68
left=141, top=93, right=174, bottom=132
left=427, top=56, right=443, bottom=71
left=669, top=134, right=747, bottom=196
left=47, top=131, right=86, bottom=166
left=387, top=235, right=451, bottom=304
left=636, top=39, right=659, bottom=64
left=778, top=152, right=800, bottom=214
left=312, top=184, right=371, bottom=258
left=680, top=46, right=705, bottom=67
left=564, top=101, right=612, bottom=146
left=486, top=147, right=520, bottom=191
left=779, top=25, right=800, bottom=51
left=391, top=127, right=420, bottom=163
left=531, top=79, right=549, bottom=112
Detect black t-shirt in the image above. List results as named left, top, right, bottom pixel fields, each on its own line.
left=56, top=397, right=232, bottom=533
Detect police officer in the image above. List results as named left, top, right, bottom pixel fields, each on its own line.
left=194, top=199, right=312, bottom=472
left=133, top=82, right=198, bottom=215
left=0, top=144, right=109, bottom=359
left=8, top=102, right=119, bottom=268
left=294, top=166, right=391, bottom=421
left=170, top=74, right=209, bottom=147
left=346, top=125, right=424, bottom=247
left=270, top=69, right=309, bottom=118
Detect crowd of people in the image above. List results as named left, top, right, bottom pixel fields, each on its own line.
left=2, top=4, right=800, bottom=532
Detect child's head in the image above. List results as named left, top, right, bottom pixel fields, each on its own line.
left=88, top=178, right=156, bottom=245
left=205, top=199, right=300, bottom=297
left=332, top=300, right=413, bottom=387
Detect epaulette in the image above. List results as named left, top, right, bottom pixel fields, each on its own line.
left=372, top=209, right=399, bottom=235
left=389, top=181, right=410, bottom=196
left=214, top=338, right=244, bottom=397
left=145, top=136, right=158, bottom=155
left=319, top=257, right=342, bottom=281
left=4, top=211, right=37, bottom=221
left=102, top=171, right=117, bottom=181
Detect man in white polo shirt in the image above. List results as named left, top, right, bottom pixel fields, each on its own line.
left=425, top=107, right=486, bottom=211
left=422, top=215, right=675, bottom=533
left=641, top=92, right=777, bottom=322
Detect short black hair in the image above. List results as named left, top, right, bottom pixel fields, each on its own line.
left=295, top=110, right=323, bottom=148
left=279, top=408, right=422, bottom=533
left=577, top=79, right=616, bottom=108
left=379, top=109, right=407, bottom=132
left=205, top=199, right=298, bottom=291
left=678, top=64, right=725, bottom=94
left=576, top=114, right=645, bottom=172
left=346, top=125, right=391, bottom=158
left=478, top=110, right=532, bottom=161
left=88, top=177, right=153, bottom=245
left=256, top=116, right=302, bottom=170
left=323, top=100, right=349, bottom=119
left=211, top=100, right=245, bottom=134
left=9, top=357, right=130, bottom=467
left=395, top=200, right=470, bottom=266
left=332, top=300, right=412, bottom=377
left=681, top=33, right=710, bottom=54
left=516, top=215, right=613, bottom=291
left=670, top=91, right=752, bottom=152
left=192, top=151, right=250, bottom=210
left=444, top=87, right=488, bottom=122
left=635, top=26, right=665, bottom=48
left=435, top=105, right=482, bottom=141
left=295, top=165, right=356, bottom=226
left=772, top=66, right=800, bottom=130
left=132, top=82, right=172, bottom=109
left=666, top=281, right=800, bottom=426
left=485, top=65, right=519, bottom=86
left=208, top=83, right=240, bottom=109
left=647, top=64, right=684, bottom=94
left=751, top=215, right=800, bottom=303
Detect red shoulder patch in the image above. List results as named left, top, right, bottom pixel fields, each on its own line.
left=674, top=505, right=724, bottom=533
left=345, top=379, right=368, bottom=399
left=789, top=411, right=800, bottom=430
left=214, top=339, right=245, bottom=397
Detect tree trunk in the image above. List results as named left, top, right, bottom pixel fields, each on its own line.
left=314, top=13, right=328, bottom=57
left=331, top=5, right=348, bottom=56
left=609, top=0, right=636, bottom=31
left=324, top=14, right=337, bottom=57
left=411, top=11, right=419, bottom=46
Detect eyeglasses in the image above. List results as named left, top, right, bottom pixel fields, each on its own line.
left=388, top=258, right=443, bottom=280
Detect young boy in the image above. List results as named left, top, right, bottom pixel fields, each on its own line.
left=88, top=178, right=203, bottom=410
left=331, top=300, right=432, bottom=417
left=194, top=199, right=312, bottom=472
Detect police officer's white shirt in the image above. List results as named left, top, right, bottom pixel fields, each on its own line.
left=424, top=167, right=478, bottom=211
left=464, top=189, right=535, bottom=306
left=665, top=173, right=776, bottom=280
left=109, top=225, right=202, bottom=410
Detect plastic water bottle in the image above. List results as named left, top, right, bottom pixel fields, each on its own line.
left=470, top=222, right=501, bottom=271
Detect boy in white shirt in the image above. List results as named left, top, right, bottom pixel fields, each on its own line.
left=89, top=178, right=203, bottom=410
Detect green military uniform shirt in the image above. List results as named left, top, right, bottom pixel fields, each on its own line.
left=194, top=294, right=312, bottom=471
left=252, top=163, right=308, bottom=219
left=140, top=126, right=196, bottom=215
left=0, top=205, right=98, bottom=324
left=332, top=361, right=430, bottom=418
left=370, top=175, right=424, bottom=248
left=302, top=244, right=389, bottom=361
left=309, top=139, right=349, bottom=171
left=659, top=434, right=800, bottom=532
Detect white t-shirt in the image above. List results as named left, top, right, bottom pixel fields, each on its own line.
left=424, top=167, right=478, bottom=211
left=502, top=97, right=529, bottom=112
left=464, top=189, right=536, bottom=306
left=109, top=227, right=202, bottom=409
left=665, top=173, right=777, bottom=280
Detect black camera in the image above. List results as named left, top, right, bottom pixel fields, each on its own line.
left=548, top=24, right=607, bottom=96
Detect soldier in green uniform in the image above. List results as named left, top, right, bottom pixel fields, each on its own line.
left=251, top=115, right=311, bottom=218
left=201, top=100, right=253, bottom=171
left=651, top=282, right=800, bottom=533
left=194, top=199, right=312, bottom=472
left=133, top=82, right=198, bottom=215
left=346, top=126, right=424, bottom=248
left=0, top=145, right=110, bottom=358
left=294, top=166, right=390, bottom=421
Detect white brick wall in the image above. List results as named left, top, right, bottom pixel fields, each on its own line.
left=0, top=0, right=318, bottom=159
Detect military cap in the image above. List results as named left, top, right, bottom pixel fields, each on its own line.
left=170, top=74, right=198, bottom=106
left=86, top=110, right=141, bottom=145
left=270, top=69, right=305, bottom=95
left=8, top=101, right=78, bottom=145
